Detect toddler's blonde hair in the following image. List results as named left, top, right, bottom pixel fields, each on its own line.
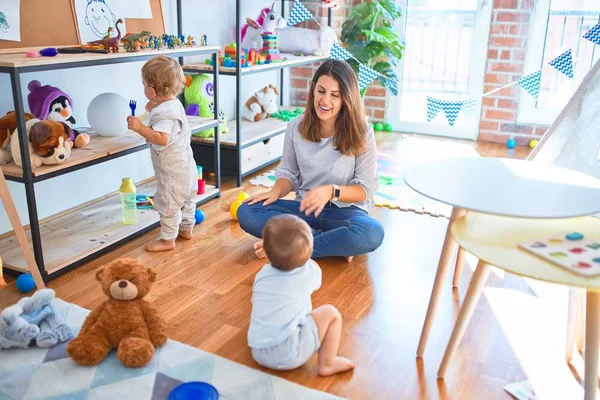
left=262, top=215, right=313, bottom=271
left=141, top=55, right=185, bottom=97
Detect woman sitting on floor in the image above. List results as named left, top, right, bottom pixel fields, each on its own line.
left=238, top=59, right=384, bottom=262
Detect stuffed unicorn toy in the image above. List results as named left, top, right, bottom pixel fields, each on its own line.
left=241, top=4, right=286, bottom=50
left=241, top=3, right=336, bottom=56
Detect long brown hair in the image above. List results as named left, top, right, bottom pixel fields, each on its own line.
left=299, top=59, right=368, bottom=156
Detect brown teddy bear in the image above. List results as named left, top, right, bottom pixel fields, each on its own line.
left=67, top=259, right=167, bottom=368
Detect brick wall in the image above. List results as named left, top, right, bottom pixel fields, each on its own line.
left=289, top=0, right=388, bottom=122
left=479, top=0, right=549, bottom=145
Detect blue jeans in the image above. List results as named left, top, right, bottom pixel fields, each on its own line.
left=237, top=200, right=385, bottom=258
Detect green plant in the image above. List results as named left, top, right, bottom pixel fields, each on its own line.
left=340, top=0, right=405, bottom=98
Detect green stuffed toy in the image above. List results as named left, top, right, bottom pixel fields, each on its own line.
left=184, top=74, right=228, bottom=138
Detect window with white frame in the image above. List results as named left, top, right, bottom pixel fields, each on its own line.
left=518, top=0, right=600, bottom=125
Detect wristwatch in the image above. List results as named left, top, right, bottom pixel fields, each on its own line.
left=331, top=184, right=340, bottom=201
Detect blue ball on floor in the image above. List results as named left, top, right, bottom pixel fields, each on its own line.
left=16, top=273, right=35, bottom=293
left=195, top=209, right=205, bottom=224
left=506, top=138, right=517, bottom=149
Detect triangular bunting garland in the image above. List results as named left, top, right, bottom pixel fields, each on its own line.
left=517, top=70, right=542, bottom=99
left=441, top=100, right=463, bottom=126
left=358, top=64, right=379, bottom=90
left=287, top=1, right=313, bottom=26
left=462, top=98, right=479, bottom=120
left=583, top=23, right=600, bottom=46
left=330, top=42, right=352, bottom=60
left=426, top=96, right=442, bottom=122
left=549, top=49, right=574, bottom=78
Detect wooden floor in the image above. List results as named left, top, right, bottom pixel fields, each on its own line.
left=0, top=133, right=584, bottom=399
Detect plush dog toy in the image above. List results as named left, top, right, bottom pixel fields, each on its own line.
left=27, top=80, right=90, bottom=149
left=243, top=84, right=279, bottom=122
left=0, top=111, right=36, bottom=165
left=67, top=259, right=167, bottom=368
left=11, top=118, right=73, bottom=168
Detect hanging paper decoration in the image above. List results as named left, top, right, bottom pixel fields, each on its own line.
left=330, top=42, right=352, bottom=60
left=287, top=1, right=313, bottom=27
left=426, top=96, right=443, bottom=122
left=517, top=70, right=542, bottom=99
left=549, top=49, right=574, bottom=78
left=358, top=64, right=379, bottom=90
left=423, top=13, right=600, bottom=126
left=440, top=100, right=463, bottom=126
left=583, top=23, right=600, bottom=46
left=462, top=98, right=479, bottom=120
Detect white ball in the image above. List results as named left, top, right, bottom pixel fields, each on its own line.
left=87, top=93, right=130, bottom=137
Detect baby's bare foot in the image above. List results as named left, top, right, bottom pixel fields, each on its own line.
left=178, top=230, right=193, bottom=240
left=345, top=256, right=354, bottom=262
left=318, top=356, right=355, bottom=376
left=145, top=239, right=175, bottom=252
left=253, top=240, right=266, bottom=259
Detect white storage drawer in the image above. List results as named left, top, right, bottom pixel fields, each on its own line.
left=241, top=133, right=285, bottom=175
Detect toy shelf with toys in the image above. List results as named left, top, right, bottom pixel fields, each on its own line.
left=0, top=179, right=219, bottom=275
left=0, top=43, right=222, bottom=281
left=1, top=116, right=218, bottom=183
left=179, top=0, right=333, bottom=186
left=183, top=51, right=327, bottom=76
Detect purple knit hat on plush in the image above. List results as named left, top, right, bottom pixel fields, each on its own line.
left=27, top=80, right=73, bottom=120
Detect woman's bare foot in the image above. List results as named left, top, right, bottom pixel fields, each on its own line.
left=318, top=356, right=355, bottom=377
left=145, top=239, right=175, bottom=252
left=345, top=256, right=354, bottom=262
left=178, top=230, right=193, bottom=240
left=253, top=240, right=266, bottom=259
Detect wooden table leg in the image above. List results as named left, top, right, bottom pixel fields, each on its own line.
left=0, top=168, right=45, bottom=290
left=452, top=246, right=467, bottom=288
left=566, top=287, right=584, bottom=363
left=437, top=260, right=490, bottom=379
left=584, top=290, right=599, bottom=400
left=417, top=207, right=466, bottom=357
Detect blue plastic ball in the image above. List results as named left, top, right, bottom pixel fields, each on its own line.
left=16, top=273, right=36, bottom=293
left=195, top=209, right=205, bottom=224
left=506, top=138, right=516, bottom=149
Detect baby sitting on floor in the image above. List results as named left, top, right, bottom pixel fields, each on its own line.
left=247, top=215, right=355, bottom=376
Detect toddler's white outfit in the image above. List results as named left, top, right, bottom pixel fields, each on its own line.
left=248, top=260, right=322, bottom=370
left=146, top=100, right=197, bottom=240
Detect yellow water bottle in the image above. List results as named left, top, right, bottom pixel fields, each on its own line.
left=119, top=178, right=137, bottom=225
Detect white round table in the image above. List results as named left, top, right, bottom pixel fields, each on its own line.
left=408, top=157, right=600, bottom=358
left=404, top=157, right=600, bottom=218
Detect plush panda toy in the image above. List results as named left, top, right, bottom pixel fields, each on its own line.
left=26, top=80, right=90, bottom=149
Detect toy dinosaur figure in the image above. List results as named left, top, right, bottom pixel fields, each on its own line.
left=86, top=18, right=123, bottom=53
left=121, top=30, right=151, bottom=52
left=103, top=27, right=113, bottom=40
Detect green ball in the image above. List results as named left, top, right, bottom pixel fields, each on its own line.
left=374, top=122, right=384, bottom=131
left=384, top=123, right=392, bottom=132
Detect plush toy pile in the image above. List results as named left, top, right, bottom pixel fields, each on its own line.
left=0, top=288, right=73, bottom=349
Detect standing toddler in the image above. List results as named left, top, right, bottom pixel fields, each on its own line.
left=248, top=214, right=355, bottom=376
left=127, top=55, right=198, bottom=252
